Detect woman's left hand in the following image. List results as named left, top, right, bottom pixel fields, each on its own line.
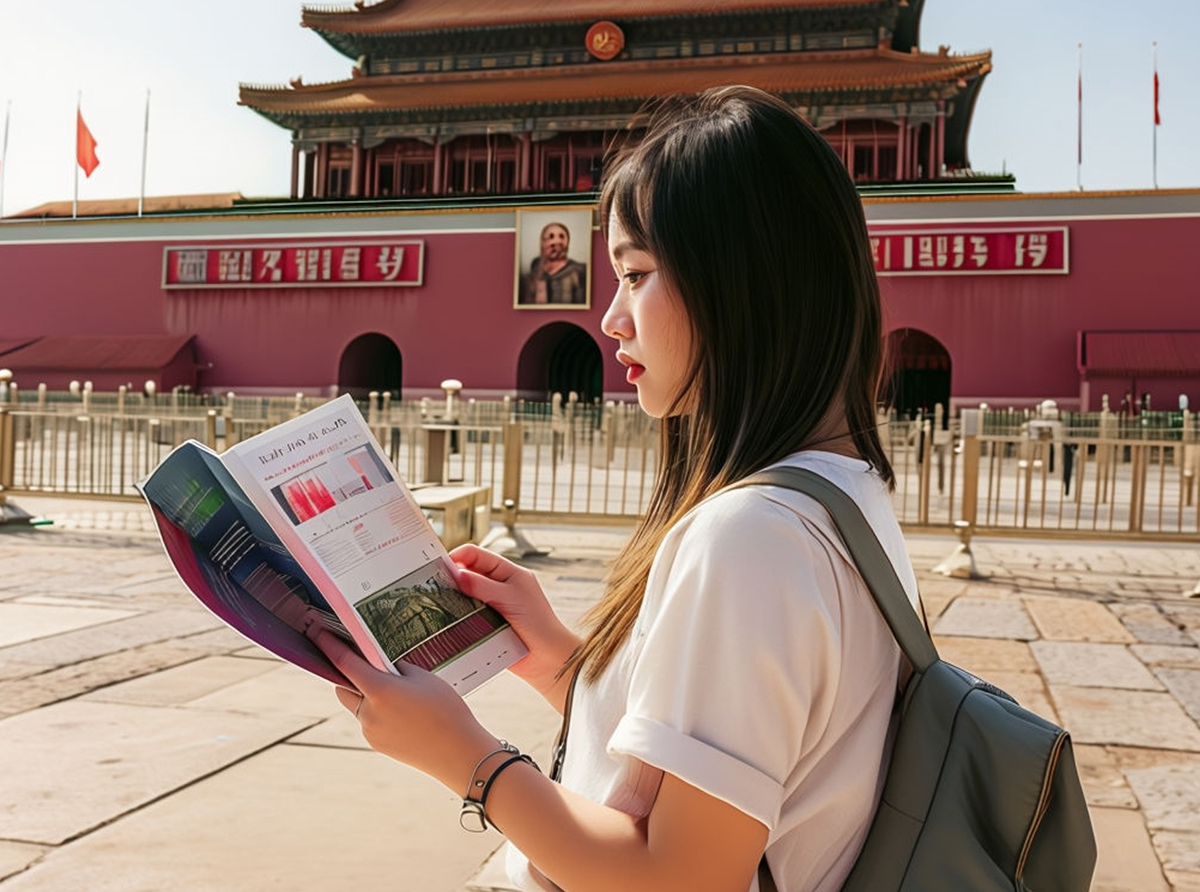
left=307, top=627, right=498, bottom=793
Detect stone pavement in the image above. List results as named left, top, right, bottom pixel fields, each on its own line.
left=2, top=495, right=1200, bottom=891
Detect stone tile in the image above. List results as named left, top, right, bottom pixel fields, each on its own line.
left=918, top=593, right=954, bottom=622
left=1154, top=670, right=1200, bottom=729
left=0, top=700, right=315, bottom=845
left=0, top=609, right=219, bottom=668
left=1051, top=687, right=1200, bottom=750
left=0, top=643, right=204, bottom=717
left=469, top=847, right=519, bottom=892
left=986, top=670, right=1060, bottom=724
left=932, top=598, right=1038, bottom=640
left=0, top=602, right=139, bottom=648
left=1074, top=745, right=1137, bottom=809
left=0, top=745, right=503, bottom=892
left=175, top=626, right=262, bottom=655
left=1165, top=869, right=1200, bottom=892
left=81, top=656, right=279, bottom=707
left=1031, top=642, right=1163, bottom=691
left=1110, top=603, right=1193, bottom=645
left=1126, top=763, right=1200, bottom=834
left=0, top=841, right=48, bottom=882
left=1023, top=597, right=1135, bottom=643
left=932, top=635, right=1037, bottom=674
left=1132, top=644, right=1200, bottom=669
left=287, top=709, right=371, bottom=750
left=184, top=663, right=344, bottom=720
left=1089, top=807, right=1170, bottom=892
left=1151, top=832, right=1200, bottom=874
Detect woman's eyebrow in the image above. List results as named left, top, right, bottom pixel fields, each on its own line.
left=610, top=241, right=639, bottom=262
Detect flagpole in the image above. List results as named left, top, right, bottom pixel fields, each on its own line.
left=1076, top=43, right=1083, bottom=192
left=73, top=92, right=80, bottom=219
left=139, top=88, right=150, bottom=216
left=1152, top=42, right=1159, bottom=190
left=0, top=101, right=10, bottom=219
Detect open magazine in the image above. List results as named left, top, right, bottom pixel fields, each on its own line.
left=138, top=394, right=525, bottom=695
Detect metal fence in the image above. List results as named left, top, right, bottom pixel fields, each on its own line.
left=1, top=393, right=1197, bottom=540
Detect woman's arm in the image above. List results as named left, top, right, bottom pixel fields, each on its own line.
left=310, top=628, right=767, bottom=892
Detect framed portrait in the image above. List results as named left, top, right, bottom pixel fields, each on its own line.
left=513, top=208, right=593, bottom=310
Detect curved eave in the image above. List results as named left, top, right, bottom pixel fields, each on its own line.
left=301, top=0, right=899, bottom=36
left=891, top=0, right=925, bottom=53
left=240, top=48, right=994, bottom=129
left=943, top=63, right=990, bottom=168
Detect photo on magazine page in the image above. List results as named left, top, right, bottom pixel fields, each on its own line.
left=139, top=441, right=358, bottom=687
left=354, top=557, right=510, bottom=672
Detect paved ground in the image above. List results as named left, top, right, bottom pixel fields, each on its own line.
left=2, top=494, right=1200, bottom=891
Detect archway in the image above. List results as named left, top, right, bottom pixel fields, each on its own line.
left=516, top=323, right=603, bottom=402
left=883, top=328, right=952, bottom=422
left=338, top=333, right=402, bottom=400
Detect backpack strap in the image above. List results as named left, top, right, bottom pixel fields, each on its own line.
left=737, top=466, right=937, bottom=672
left=742, top=466, right=937, bottom=892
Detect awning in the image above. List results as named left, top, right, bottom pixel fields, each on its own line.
left=0, top=336, right=195, bottom=371
left=0, top=339, right=40, bottom=358
left=1079, top=330, right=1200, bottom=378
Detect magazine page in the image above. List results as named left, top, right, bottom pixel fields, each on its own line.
left=221, top=395, right=524, bottom=691
left=138, top=441, right=359, bottom=688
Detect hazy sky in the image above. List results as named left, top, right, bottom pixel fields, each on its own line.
left=1, top=0, right=1195, bottom=216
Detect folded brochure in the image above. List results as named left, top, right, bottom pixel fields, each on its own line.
left=138, top=394, right=526, bottom=695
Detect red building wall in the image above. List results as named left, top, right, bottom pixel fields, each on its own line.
left=1, top=195, right=1197, bottom=409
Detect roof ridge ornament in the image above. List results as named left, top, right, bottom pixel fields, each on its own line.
left=585, top=21, right=624, bottom=61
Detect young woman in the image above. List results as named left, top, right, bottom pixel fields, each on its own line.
left=309, top=85, right=920, bottom=892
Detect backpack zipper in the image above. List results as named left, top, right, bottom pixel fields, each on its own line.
left=1015, top=730, right=1068, bottom=879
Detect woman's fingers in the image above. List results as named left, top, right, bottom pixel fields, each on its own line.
left=307, top=627, right=386, bottom=696
left=450, top=544, right=524, bottom=583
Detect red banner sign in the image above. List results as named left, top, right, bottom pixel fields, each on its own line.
left=162, top=240, right=425, bottom=289
left=868, top=227, right=1068, bottom=276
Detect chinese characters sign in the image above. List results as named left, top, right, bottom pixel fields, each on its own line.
left=868, top=227, right=1068, bottom=276
left=162, top=240, right=425, bottom=289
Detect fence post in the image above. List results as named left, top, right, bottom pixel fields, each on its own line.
left=205, top=410, right=218, bottom=451
left=0, top=406, right=13, bottom=490
left=934, top=408, right=985, bottom=578
left=1128, top=443, right=1146, bottom=533
left=224, top=391, right=238, bottom=448
left=481, top=420, right=546, bottom=558
left=918, top=419, right=932, bottom=525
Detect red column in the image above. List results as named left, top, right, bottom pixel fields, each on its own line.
left=936, top=101, right=946, bottom=178
left=290, top=142, right=300, bottom=199
left=925, top=123, right=935, bottom=180
left=350, top=140, right=362, bottom=197
left=432, top=141, right=443, bottom=196
left=896, top=118, right=906, bottom=181
left=519, top=133, right=531, bottom=190
left=315, top=144, right=327, bottom=198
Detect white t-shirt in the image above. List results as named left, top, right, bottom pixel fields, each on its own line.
left=508, top=451, right=920, bottom=892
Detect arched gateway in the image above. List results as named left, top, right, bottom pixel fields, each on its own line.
left=517, top=323, right=602, bottom=402
left=338, top=333, right=402, bottom=400
left=884, top=328, right=952, bottom=420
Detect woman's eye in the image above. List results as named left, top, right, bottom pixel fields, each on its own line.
left=623, top=271, right=647, bottom=285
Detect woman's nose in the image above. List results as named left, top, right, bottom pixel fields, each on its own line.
left=601, top=289, right=631, bottom=341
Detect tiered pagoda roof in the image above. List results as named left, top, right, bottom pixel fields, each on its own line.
left=301, top=0, right=919, bottom=36
left=242, top=47, right=989, bottom=122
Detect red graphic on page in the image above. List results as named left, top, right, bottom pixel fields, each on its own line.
left=271, top=446, right=394, bottom=526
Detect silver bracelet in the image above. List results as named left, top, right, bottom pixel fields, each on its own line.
left=460, top=741, right=518, bottom=833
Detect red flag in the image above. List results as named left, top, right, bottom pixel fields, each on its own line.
left=1154, top=70, right=1161, bottom=125
left=76, top=109, right=99, bottom=177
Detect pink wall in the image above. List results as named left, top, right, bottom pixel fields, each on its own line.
left=1, top=208, right=1197, bottom=407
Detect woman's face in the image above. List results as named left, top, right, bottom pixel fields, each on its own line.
left=601, top=214, right=695, bottom=418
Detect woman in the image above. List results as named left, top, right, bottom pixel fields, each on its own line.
left=310, top=85, right=920, bottom=892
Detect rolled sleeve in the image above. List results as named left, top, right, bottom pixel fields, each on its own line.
left=609, top=713, right=786, bottom=829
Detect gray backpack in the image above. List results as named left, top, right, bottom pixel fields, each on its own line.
left=745, top=467, right=1096, bottom=892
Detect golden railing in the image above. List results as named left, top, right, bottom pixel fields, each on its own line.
left=0, top=394, right=1196, bottom=540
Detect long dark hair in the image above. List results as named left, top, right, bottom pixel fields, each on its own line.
left=576, top=85, right=893, bottom=683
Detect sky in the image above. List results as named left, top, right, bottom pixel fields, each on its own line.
left=0, top=0, right=1196, bottom=217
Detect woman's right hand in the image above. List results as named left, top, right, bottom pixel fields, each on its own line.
left=449, top=544, right=583, bottom=712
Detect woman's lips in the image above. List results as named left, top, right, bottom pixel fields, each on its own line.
left=626, top=364, right=645, bottom=383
